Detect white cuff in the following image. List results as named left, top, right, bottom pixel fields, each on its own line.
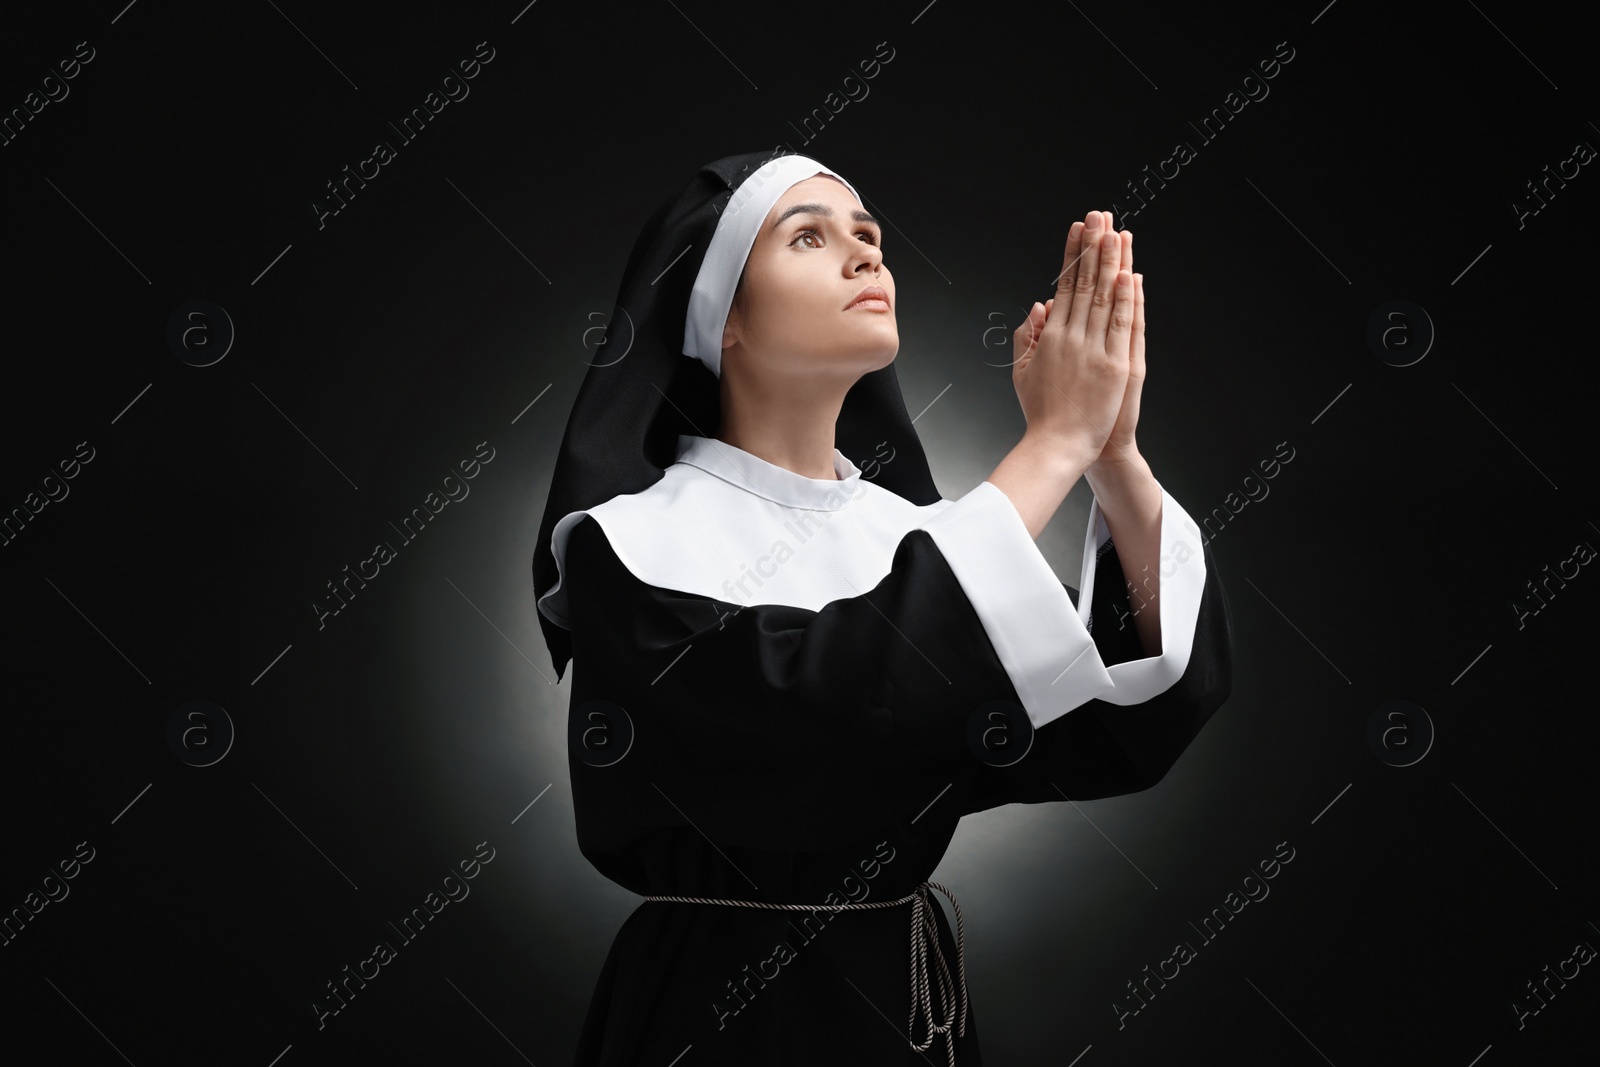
left=917, top=480, right=1207, bottom=728
left=1079, top=487, right=1207, bottom=706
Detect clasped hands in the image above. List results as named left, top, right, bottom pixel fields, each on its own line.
left=1011, top=209, right=1146, bottom=478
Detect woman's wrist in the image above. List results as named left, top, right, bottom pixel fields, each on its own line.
left=1084, top=447, right=1153, bottom=496
left=1016, top=430, right=1098, bottom=486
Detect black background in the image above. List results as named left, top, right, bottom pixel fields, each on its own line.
left=2, top=0, right=1596, bottom=1063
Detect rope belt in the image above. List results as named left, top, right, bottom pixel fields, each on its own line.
left=644, top=879, right=969, bottom=1066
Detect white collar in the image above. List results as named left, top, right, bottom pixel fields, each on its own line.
left=538, top=434, right=924, bottom=628
left=673, top=434, right=863, bottom=511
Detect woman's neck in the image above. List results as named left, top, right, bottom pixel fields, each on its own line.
left=716, top=360, right=859, bottom=481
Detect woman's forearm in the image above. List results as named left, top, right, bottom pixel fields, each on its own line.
left=1084, top=453, right=1164, bottom=657
left=986, top=432, right=1095, bottom=541
left=988, top=434, right=1166, bottom=657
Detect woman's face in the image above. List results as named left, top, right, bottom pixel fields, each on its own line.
left=721, top=175, right=897, bottom=380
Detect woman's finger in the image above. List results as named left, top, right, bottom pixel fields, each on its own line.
left=1013, top=301, right=1044, bottom=367
left=1084, top=228, right=1123, bottom=342
left=1131, top=273, right=1146, bottom=375
left=1066, top=214, right=1106, bottom=336
left=1105, top=269, right=1136, bottom=361
left=1053, top=219, right=1088, bottom=312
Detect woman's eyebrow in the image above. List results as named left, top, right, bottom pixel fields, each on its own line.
left=770, top=202, right=880, bottom=231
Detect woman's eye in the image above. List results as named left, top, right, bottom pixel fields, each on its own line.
left=791, top=228, right=880, bottom=248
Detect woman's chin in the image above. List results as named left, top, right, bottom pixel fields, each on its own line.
left=849, top=323, right=899, bottom=358
left=799, top=337, right=899, bottom=376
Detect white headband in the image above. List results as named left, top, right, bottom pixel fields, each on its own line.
left=682, top=154, right=862, bottom=379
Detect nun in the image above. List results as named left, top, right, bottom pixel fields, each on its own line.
left=532, top=150, right=1234, bottom=1065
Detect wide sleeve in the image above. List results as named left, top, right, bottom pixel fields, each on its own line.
left=958, top=506, right=1234, bottom=815
left=916, top=481, right=1214, bottom=726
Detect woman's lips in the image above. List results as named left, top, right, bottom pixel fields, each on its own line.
left=846, top=284, right=891, bottom=310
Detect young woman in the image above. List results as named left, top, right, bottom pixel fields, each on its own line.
left=533, top=150, right=1234, bottom=1065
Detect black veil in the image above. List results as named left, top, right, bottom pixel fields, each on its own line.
left=532, top=148, right=943, bottom=681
